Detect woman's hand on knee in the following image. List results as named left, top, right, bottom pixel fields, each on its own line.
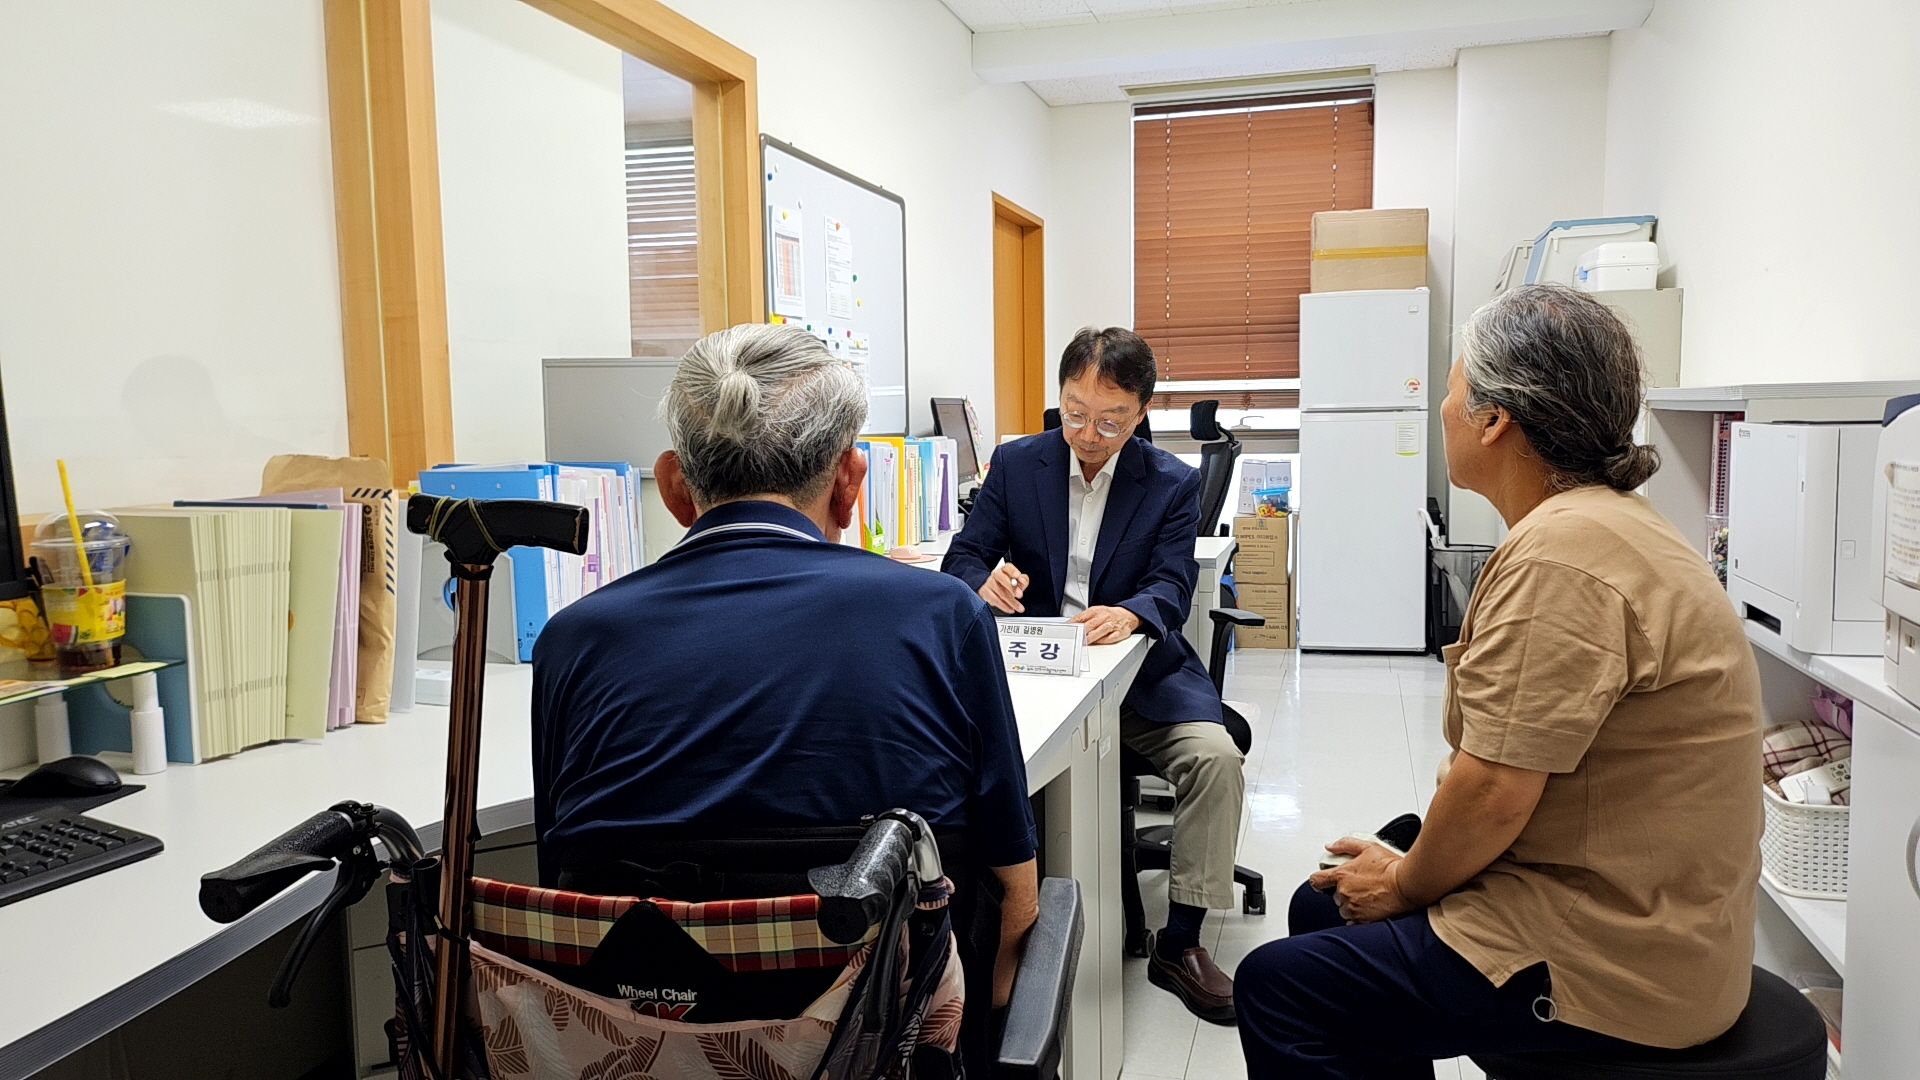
left=1307, top=840, right=1416, bottom=924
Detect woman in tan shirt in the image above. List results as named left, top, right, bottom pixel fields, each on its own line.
left=1234, top=284, right=1762, bottom=1078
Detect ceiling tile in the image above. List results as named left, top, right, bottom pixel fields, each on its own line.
left=937, top=0, right=1024, bottom=32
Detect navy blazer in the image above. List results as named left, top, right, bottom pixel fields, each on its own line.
left=942, top=431, right=1222, bottom=726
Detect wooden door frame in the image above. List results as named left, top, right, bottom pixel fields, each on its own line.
left=323, top=0, right=762, bottom=484
left=991, top=193, right=1046, bottom=438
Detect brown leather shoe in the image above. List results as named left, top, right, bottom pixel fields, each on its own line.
left=1146, top=936, right=1237, bottom=1024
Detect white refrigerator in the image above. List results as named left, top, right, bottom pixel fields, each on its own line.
left=1296, top=287, right=1430, bottom=650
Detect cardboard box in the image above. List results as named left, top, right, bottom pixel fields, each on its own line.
left=1592, top=287, right=1682, bottom=388
left=1311, top=208, right=1429, bottom=292
left=1231, top=514, right=1290, bottom=584
left=1233, top=581, right=1294, bottom=649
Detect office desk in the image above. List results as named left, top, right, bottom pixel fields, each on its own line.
left=0, top=638, right=1147, bottom=1080
left=1186, top=536, right=1237, bottom=655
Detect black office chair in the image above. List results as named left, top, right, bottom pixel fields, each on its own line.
left=554, top=821, right=1084, bottom=1080
left=1473, top=967, right=1828, bottom=1080
left=1119, top=606, right=1269, bottom=957
left=1190, top=400, right=1240, bottom=537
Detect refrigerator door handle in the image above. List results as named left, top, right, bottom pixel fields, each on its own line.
left=1907, top=810, right=1920, bottom=901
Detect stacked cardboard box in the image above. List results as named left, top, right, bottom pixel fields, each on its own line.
left=1310, top=208, right=1429, bottom=292
left=1231, top=515, right=1293, bottom=648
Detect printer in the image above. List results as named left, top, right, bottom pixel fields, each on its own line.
left=1871, top=394, right=1920, bottom=704
left=1727, top=421, right=1880, bottom=655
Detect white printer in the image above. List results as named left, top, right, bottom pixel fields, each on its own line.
left=1871, top=394, right=1920, bottom=703
left=1727, top=421, right=1881, bottom=654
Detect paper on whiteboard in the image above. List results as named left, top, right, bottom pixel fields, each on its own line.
left=1887, top=461, right=1920, bottom=588
left=825, top=217, right=854, bottom=320
left=772, top=206, right=806, bottom=318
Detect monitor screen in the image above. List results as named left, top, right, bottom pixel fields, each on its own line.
left=931, top=397, right=985, bottom=483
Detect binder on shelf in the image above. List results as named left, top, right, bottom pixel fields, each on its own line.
left=909, top=438, right=937, bottom=542
left=178, top=497, right=344, bottom=739
left=111, top=507, right=292, bottom=758
left=857, top=439, right=900, bottom=552
left=418, top=464, right=556, bottom=661
left=933, top=437, right=959, bottom=532
left=418, top=461, right=636, bottom=661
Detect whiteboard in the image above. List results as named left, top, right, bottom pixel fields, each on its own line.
left=761, top=136, right=907, bottom=435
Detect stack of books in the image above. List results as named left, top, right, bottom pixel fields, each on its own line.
left=114, top=506, right=293, bottom=759
left=852, top=436, right=961, bottom=552
left=417, top=462, right=642, bottom=660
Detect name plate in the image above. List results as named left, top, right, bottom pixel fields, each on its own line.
left=996, top=618, right=1086, bottom=676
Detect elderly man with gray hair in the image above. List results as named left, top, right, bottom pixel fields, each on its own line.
left=530, top=324, right=1039, bottom=1067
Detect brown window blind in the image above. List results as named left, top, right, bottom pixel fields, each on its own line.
left=1134, top=91, right=1373, bottom=380
left=627, top=138, right=700, bottom=356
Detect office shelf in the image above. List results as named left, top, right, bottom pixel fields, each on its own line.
left=1760, top=873, right=1847, bottom=978
left=1646, top=381, right=1920, bottom=413
left=0, top=659, right=180, bottom=710
left=1743, top=622, right=1920, bottom=740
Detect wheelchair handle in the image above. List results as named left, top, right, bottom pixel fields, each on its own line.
left=199, top=803, right=425, bottom=924
left=808, top=812, right=922, bottom=945
left=200, top=808, right=357, bottom=923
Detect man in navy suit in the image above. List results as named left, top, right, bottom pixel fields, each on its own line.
left=943, top=327, right=1245, bottom=1023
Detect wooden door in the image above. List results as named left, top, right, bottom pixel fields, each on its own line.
left=992, top=195, right=1045, bottom=439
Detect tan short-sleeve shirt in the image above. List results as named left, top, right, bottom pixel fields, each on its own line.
left=1427, top=486, right=1762, bottom=1049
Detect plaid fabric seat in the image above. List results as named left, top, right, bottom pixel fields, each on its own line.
left=469, top=876, right=871, bottom=972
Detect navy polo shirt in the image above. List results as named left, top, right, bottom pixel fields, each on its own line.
left=531, top=500, right=1037, bottom=871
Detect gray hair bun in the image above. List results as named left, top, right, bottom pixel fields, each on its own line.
left=1460, top=285, right=1658, bottom=493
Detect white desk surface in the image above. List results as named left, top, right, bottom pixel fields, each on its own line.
left=0, top=637, right=1148, bottom=1079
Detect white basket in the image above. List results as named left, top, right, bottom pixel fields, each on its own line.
left=1760, top=786, right=1849, bottom=899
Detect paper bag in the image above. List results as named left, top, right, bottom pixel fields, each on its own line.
left=262, top=454, right=400, bottom=723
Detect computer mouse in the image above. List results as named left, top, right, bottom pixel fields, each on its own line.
left=7, top=755, right=124, bottom=798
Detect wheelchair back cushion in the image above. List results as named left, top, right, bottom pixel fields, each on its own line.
left=464, top=878, right=963, bottom=1080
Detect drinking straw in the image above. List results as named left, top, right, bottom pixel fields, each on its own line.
left=56, top=459, right=95, bottom=589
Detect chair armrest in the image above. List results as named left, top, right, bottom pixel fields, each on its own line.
left=1206, top=608, right=1266, bottom=695
left=1208, top=607, right=1266, bottom=628
left=995, top=876, right=1084, bottom=1080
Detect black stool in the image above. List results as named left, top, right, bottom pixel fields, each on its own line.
left=1474, top=967, right=1828, bottom=1080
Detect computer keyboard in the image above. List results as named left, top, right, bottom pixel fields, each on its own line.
left=0, top=808, right=163, bottom=907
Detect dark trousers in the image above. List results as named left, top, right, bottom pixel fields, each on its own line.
left=1233, top=881, right=1642, bottom=1079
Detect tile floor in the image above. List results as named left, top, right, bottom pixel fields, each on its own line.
left=1121, top=648, right=1486, bottom=1080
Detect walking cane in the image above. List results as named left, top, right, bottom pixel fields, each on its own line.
left=407, top=494, right=589, bottom=1080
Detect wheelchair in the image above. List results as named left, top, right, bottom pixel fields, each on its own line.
left=200, top=803, right=1082, bottom=1080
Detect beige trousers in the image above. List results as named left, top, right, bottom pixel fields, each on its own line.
left=1120, top=713, right=1245, bottom=910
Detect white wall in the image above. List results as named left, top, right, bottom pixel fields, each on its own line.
left=1445, top=37, right=1612, bottom=543
left=1606, top=0, right=1920, bottom=386
left=1046, top=102, right=1135, bottom=403
left=659, top=0, right=1052, bottom=438
left=433, top=0, right=633, bottom=463
left=0, top=1, right=347, bottom=516
left=1372, top=67, right=1459, bottom=503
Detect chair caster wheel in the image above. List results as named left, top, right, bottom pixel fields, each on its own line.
left=1243, top=890, right=1266, bottom=915
left=1126, top=929, right=1154, bottom=958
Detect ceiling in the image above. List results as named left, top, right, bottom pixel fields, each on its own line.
left=622, top=53, right=692, bottom=129
left=941, top=0, right=1331, bottom=34
left=939, top=0, right=1653, bottom=105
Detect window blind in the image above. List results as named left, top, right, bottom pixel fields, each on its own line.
left=1134, top=91, right=1373, bottom=381
left=626, top=139, right=700, bottom=355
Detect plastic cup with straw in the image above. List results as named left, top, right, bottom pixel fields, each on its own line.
left=30, top=461, right=132, bottom=674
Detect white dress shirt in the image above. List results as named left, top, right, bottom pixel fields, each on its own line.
left=1062, top=450, right=1122, bottom=617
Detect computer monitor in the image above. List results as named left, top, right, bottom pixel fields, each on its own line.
left=930, top=397, right=987, bottom=484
